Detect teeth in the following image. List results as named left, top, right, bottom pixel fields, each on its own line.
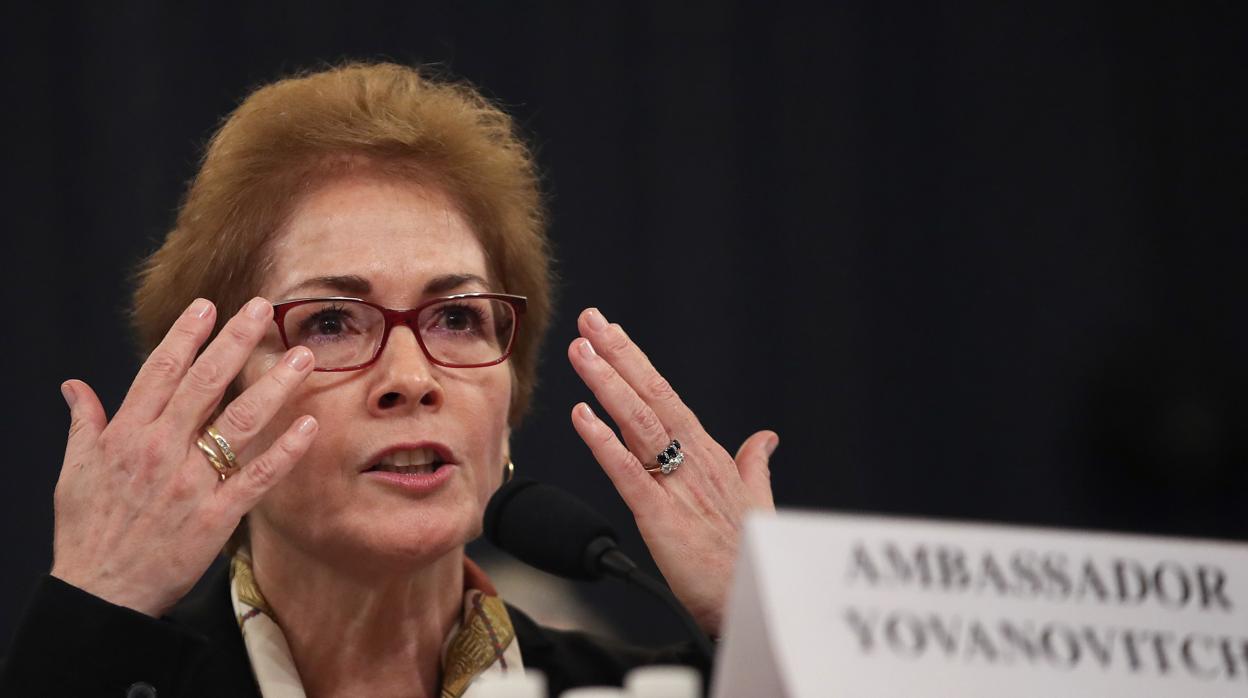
left=371, top=447, right=444, bottom=474
left=373, top=463, right=437, bottom=475
left=378, top=447, right=439, bottom=468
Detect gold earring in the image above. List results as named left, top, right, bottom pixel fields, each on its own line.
left=503, top=459, right=515, bottom=483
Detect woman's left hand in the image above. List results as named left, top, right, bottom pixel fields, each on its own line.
left=567, top=308, right=778, bottom=637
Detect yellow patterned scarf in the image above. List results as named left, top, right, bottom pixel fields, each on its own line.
left=229, top=551, right=524, bottom=698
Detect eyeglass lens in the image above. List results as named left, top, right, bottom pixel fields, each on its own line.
left=280, top=298, right=515, bottom=368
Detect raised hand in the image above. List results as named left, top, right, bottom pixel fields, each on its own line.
left=51, top=297, right=318, bottom=617
left=567, top=308, right=778, bottom=636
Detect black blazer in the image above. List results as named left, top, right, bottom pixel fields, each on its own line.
left=1, top=563, right=707, bottom=697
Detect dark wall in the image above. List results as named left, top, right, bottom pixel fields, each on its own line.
left=3, top=2, right=1244, bottom=650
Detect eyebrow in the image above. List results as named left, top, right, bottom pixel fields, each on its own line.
left=279, top=273, right=492, bottom=300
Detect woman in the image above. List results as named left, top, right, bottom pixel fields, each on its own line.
left=2, top=63, right=778, bottom=697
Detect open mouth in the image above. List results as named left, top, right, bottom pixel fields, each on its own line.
left=366, top=447, right=448, bottom=475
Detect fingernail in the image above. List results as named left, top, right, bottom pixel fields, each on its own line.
left=187, top=298, right=212, bottom=319
left=579, top=403, right=597, bottom=421
left=765, top=435, right=779, bottom=456
left=585, top=308, right=608, bottom=332
left=245, top=297, right=270, bottom=320
left=578, top=339, right=597, bottom=359
left=297, top=416, right=317, bottom=434
left=60, top=382, right=76, bottom=408
left=285, top=347, right=312, bottom=370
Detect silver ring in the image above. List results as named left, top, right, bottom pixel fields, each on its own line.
left=644, top=439, right=683, bottom=475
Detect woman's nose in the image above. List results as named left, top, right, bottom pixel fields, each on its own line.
left=367, top=325, right=444, bottom=414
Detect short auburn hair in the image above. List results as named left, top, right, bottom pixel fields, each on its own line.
left=132, top=62, right=552, bottom=423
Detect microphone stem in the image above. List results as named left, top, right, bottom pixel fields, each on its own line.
left=599, top=549, right=715, bottom=662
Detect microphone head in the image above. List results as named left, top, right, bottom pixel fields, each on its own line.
left=483, top=478, right=619, bottom=580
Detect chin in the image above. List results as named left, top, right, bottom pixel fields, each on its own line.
left=349, top=507, right=478, bottom=567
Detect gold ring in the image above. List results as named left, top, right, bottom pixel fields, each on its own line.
left=196, top=438, right=230, bottom=482
left=205, top=425, right=238, bottom=468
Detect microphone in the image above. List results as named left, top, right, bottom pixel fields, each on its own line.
left=483, top=478, right=621, bottom=581
left=483, top=478, right=714, bottom=660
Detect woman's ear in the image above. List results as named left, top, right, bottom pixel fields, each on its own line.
left=499, top=427, right=512, bottom=484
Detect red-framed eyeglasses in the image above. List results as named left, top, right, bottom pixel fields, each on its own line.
left=271, top=293, right=526, bottom=372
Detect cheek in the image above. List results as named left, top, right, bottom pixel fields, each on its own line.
left=241, top=381, right=353, bottom=531
left=478, top=373, right=514, bottom=491
left=451, top=370, right=512, bottom=483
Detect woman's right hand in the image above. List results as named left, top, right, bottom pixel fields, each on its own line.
left=50, top=297, right=318, bottom=617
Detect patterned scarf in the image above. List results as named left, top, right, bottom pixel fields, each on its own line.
left=229, top=550, right=524, bottom=698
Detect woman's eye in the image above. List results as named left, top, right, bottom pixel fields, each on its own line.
left=315, top=315, right=344, bottom=334
left=434, top=304, right=485, bottom=333
left=443, top=309, right=471, bottom=330
left=301, top=308, right=355, bottom=338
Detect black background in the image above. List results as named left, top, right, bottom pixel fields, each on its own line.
left=2, top=2, right=1245, bottom=651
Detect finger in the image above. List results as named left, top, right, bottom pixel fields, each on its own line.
left=734, top=430, right=779, bottom=509
left=209, top=346, right=315, bottom=455
left=577, top=308, right=701, bottom=436
left=162, top=297, right=274, bottom=431
left=220, top=415, right=318, bottom=516
left=61, top=380, right=107, bottom=457
left=570, top=402, right=663, bottom=507
left=115, top=299, right=216, bottom=425
left=568, top=337, right=673, bottom=462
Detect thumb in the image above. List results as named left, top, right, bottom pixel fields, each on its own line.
left=62, top=380, right=106, bottom=455
left=734, top=430, right=778, bottom=510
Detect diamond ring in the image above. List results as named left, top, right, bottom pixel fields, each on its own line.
left=644, top=439, right=684, bottom=476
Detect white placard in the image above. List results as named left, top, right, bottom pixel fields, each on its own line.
left=712, top=511, right=1248, bottom=697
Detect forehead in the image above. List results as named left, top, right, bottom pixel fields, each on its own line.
left=261, top=174, right=489, bottom=300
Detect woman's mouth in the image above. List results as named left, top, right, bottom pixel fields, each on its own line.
left=367, top=446, right=447, bottom=474
left=362, top=445, right=457, bottom=494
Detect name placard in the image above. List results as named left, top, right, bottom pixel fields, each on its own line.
left=712, top=511, right=1248, bottom=697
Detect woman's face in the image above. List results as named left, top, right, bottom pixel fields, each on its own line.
left=237, top=172, right=512, bottom=569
